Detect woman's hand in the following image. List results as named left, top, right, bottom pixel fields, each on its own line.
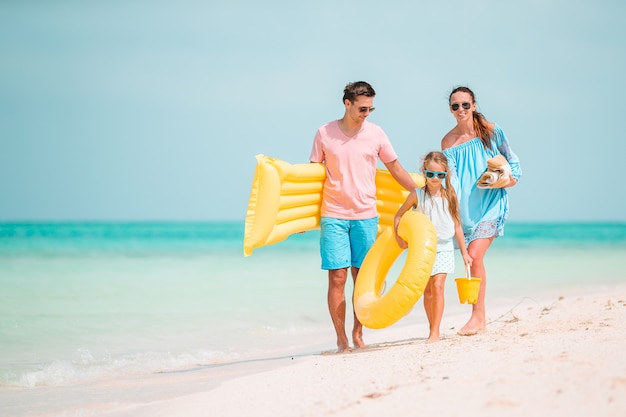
left=505, top=177, right=518, bottom=188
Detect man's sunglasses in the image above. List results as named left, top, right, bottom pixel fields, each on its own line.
left=450, top=102, right=471, bottom=111
left=358, top=106, right=375, bottom=113
left=424, top=170, right=447, bottom=179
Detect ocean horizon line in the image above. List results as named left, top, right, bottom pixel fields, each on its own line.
left=1, top=221, right=625, bottom=249
left=1, top=219, right=626, bottom=225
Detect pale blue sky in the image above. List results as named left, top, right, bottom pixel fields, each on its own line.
left=1, top=1, right=624, bottom=222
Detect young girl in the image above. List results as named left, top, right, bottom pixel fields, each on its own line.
left=394, top=151, right=472, bottom=342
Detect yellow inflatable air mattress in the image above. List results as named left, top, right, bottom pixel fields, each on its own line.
left=243, top=154, right=424, bottom=256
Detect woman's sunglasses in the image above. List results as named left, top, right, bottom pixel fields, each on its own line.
left=424, top=169, right=447, bottom=179
left=358, top=106, right=375, bottom=113
left=450, top=102, right=471, bottom=111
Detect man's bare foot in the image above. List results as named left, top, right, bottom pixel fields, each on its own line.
left=337, top=343, right=352, bottom=353
left=352, top=330, right=365, bottom=349
left=457, top=317, right=486, bottom=336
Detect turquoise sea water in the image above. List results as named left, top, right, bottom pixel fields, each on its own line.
left=1, top=221, right=625, bottom=396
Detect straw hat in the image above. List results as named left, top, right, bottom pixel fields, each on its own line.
left=476, top=155, right=511, bottom=189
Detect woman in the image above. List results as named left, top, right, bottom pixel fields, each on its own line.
left=441, top=86, right=522, bottom=336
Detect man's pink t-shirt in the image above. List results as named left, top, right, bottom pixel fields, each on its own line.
left=309, top=120, right=398, bottom=220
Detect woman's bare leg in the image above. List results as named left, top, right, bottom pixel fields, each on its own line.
left=458, top=237, right=493, bottom=336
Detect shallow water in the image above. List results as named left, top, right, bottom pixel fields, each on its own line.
left=1, top=221, right=624, bottom=415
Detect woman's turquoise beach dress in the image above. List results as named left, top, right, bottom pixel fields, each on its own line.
left=443, top=124, right=522, bottom=244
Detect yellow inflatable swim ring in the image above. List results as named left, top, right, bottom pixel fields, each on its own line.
left=243, top=154, right=424, bottom=256
left=354, top=209, right=437, bottom=329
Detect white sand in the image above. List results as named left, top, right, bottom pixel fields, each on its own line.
left=99, top=284, right=626, bottom=417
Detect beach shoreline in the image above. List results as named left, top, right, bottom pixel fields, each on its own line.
left=117, top=284, right=626, bottom=417
left=9, top=283, right=623, bottom=417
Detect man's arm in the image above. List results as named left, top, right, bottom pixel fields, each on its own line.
left=384, top=159, right=419, bottom=191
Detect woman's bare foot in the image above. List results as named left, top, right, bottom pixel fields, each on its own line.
left=457, top=317, right=486, bottom=336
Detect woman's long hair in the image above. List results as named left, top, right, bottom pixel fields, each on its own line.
left=449, top=86, right=493, bottom=150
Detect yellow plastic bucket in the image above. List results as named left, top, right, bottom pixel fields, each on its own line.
left=455, top=265, right=481, bottom=304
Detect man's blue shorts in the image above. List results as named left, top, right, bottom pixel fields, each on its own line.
left=319, top=217, right=378, bottom=270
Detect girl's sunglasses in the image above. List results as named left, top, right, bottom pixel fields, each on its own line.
left=450, top=102, right=471, bottom=111
left=424, top=169, right=447, bottom=179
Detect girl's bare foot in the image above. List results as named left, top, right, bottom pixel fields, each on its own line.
left=426, top=335, right=440, bottom=343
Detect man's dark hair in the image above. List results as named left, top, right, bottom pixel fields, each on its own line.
left=342, top=81, right=375, bottom=103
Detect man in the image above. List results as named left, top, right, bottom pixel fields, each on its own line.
left=309, top=81, right=417, bottom=352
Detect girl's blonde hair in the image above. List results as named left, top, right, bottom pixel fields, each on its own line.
left=422, top=151, right=461, bottom=224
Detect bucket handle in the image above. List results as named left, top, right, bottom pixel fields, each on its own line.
left=466, top=263, right=472, bottom=280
